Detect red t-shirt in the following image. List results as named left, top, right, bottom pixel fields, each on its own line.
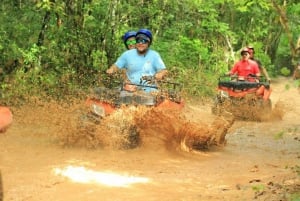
left=230, top=59, right=260, bottom=77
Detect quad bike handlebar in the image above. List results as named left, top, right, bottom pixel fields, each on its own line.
left=117, top=75, right=182, bottom=92
left=140, top=75, right=183, bottom=91
left=218, top=74, right=270, bottom=90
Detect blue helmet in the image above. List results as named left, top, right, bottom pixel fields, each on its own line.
left=136, top=29, right=153, bottom=45
left=123, top=31, right=136, bottom=42
left=122, top=31, right=137, bottom=49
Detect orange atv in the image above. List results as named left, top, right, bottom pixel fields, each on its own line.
left=81, top=75, right=184, bottom=149
left=86, top=75, right=184, bottom=119
left=212, top=75, right=272, bottom=120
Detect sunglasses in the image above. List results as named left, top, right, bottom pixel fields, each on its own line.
left=126, top=40, right=136, bottom=45
left=136, top=39, right=149, bottom=44
left=241, top=52, right=249, bottom=56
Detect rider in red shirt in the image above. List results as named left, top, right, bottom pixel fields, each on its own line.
left=229, top=48, right=260, bottom=81
left=228, top=48, right=271, bottom=101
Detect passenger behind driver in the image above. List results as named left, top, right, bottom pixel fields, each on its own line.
left=247, top=46, right=271, bottom=82
left=119, top=31, right=137, bottom=80
left=122, top=31, right=137, bottom=50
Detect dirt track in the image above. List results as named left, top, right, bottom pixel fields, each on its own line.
left=0, top=77, right=299, bottom=201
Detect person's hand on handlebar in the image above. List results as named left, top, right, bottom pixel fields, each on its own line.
left=106, top=65, right=118, bottom=75
left=154, top=69, right=168, bottom=81
left=140, top=75, right=155, bottom=84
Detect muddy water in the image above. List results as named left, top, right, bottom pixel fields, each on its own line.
left=42, top=96, right=233, bottom=151
left=0, top=77, right=299, bottom=201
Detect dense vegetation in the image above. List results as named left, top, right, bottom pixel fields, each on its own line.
left=0, top=0, right=300, bottom=104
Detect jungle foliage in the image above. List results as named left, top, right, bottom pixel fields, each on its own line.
left=0, top=0, right=300, bottom=103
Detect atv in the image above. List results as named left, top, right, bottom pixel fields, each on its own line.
left=78, top=74, right=184, bottom=149
left=86, top=75, right=184, bottom=119
left=66, top=74, right=234, bottom=151
left=212, top=75, right=272, bottom=121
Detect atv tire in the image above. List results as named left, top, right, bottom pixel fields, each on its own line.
left=211, top=96, right=223, bottom=115
left=211, top=95, right=231, bottom=115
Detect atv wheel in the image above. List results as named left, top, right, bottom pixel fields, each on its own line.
left=211, top=95, right=232, bottom=115
left=103, top=107, right=141, bottom=149
left=121, top=125, right=140, bottom=149
left=257, top=99, right=272, bottom=121
left=211, top=96, right=224, bottom=115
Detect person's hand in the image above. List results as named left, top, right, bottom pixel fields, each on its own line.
left=155, top=72, right=164, bottom=80
left=123, top=83, right=137, bottom=92
left=106, top=68, right=114, bottom=75
left=154, top=70, right=168, bottom=81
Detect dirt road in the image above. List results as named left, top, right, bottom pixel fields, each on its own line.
left=0, top=77, right=299, bottom=201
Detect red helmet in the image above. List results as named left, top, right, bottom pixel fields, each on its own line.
left=240, top=48, right=250, bottom=55
left=247, top=46, right=255, bottom=53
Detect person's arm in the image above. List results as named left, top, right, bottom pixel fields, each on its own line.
left=261, top=66, right=271, bottom=82
left=254, top=67, right=261, bottom=77
left=229, top=62, right=238, bottom=76
left=107, top=51, right=128, bottom=75
left=251, top=62, right=261, bottom=82
left=255, top=59, right=270, bottom=81
left=152, top=51, right=168, bottom=80
left=106, top=64, right=119, bottom=74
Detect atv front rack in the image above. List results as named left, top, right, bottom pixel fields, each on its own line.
left=218, top=75, right=270, bottom=90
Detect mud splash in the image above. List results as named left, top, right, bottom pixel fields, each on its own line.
left=216, top=96, right=285, bottom=122
left=135, top=107, right=234, bottom=152
left=56, top=103, right=235, bottom=152
left=11, top=97, right=235, bottom=153
left=12, top=95, right=288, bottom=154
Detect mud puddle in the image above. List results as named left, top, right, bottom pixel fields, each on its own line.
left=0, top=77, right=299, bottom=201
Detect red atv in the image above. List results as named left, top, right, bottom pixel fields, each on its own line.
left=212, top=75, right=272, bottom=120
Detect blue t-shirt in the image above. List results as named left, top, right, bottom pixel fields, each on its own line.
left=115, top=49, right=166, bottom=86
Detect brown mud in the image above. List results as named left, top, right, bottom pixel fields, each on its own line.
left=0, top=77, right=299, bottom=201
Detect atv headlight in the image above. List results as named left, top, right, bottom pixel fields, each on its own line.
left=220, top=91, right=229, bottom=98
left=91, top=104, right=105, bottom=117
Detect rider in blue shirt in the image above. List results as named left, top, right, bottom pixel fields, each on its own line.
left=106, top=29, right=168, bottom=92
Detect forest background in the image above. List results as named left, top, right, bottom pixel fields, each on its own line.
left=0, top=0, right=300, bottom=105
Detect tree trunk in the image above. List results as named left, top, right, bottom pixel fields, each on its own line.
left=37, top=11, right=51, bottom=46
left=271, top=0, right=296, bottom=64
